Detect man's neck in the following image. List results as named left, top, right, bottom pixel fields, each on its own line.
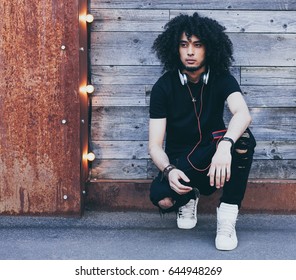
left=183, top=68, right=205, bottom=84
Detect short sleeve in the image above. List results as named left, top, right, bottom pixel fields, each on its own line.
left=219, top=74, right=242, bottom=100
left=149, top=83, right=168, bottom=119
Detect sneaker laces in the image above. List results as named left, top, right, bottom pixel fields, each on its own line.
left=178, top=199, right=196, bottom=219
left=217, top=220, right=236, bottom=237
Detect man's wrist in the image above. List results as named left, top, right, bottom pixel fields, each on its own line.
left=219, top=137, right=235, bottom=152
left=162, top=164, right=176, bottom=181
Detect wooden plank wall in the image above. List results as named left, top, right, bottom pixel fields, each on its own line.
left=89, top=1, right=296, bottom=181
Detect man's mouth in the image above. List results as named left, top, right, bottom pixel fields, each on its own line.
left=186, top=59, right=196, bottom=64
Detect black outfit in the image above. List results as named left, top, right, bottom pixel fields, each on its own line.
left=149, top=70, right=256, bottom=212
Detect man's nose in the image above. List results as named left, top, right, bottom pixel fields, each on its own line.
left=187, top=45, right=194, bottom=56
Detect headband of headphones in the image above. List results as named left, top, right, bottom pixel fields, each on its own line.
left=178, top=67, right=210, bottom=85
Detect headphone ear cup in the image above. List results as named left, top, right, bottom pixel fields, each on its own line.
left=202, top=67, right=210, bottom=84
left=178, top=70, right=187, bottom=85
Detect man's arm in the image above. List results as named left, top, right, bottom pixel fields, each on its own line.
left=207, top=91, right=252, bottom=188
left=149, top=118, right=192, bottom=194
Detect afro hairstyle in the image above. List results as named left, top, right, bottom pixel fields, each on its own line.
left=152, top=12, right=234, bottom=75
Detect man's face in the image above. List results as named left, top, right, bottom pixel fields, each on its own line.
left=178, top=32, right=206, bottom=72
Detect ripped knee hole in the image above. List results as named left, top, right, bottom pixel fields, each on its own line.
left=235, top=132, right=251, bottom=168
left=158, top=197, right=175, bottom=209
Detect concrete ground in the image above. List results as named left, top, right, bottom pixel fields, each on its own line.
left=0, top=210, right=296, bottom=260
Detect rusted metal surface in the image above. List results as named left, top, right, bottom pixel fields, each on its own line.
left=86, top=179, right=296, bottom=214
left=0, top=0, right=82, bottom=215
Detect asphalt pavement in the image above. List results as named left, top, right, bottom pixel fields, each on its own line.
left=0, top=210, right=296, bottom=260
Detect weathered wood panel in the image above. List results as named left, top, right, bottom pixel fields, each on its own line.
left=92, top=85, right=148, bottom=106
left=241, top=67, right=296, bottom=86
left=93, top=141, right=149, bottom=159
left=226, top=108, right=296, bottom=141
left=91, top=66, right=162, bottom=85
left=89, top=1, right=296, bottom=182
left=0, top=0, right=81, bottom=215
left=91, top=159, right=148, bottom=180
left=91, top=9, right=169, bottom=32
left=91, top=106, right=149, bottom=141
left=92, top=9, right=296, bottom=33
left=91, top=107, right=296, bottom=141
left=90, top=1, right=296, bottom=10
left=250, top=160, right=296, bottom=179
left=92, top=66, right=295, bottom=87
left=91, top=32, right=296, bottom=66
left=254, top=141, right=296, bottom=160
left=91, top=68, right=296, bottom=108
left=91, top=66, right=296, bottom=108
left=91, top=32, right=159, bottom=66
left=241, top=85, right=296, bottom=107
left=170, top=10, right=296, bottom=33
left=93, top=140, right=296, bottom=160
left=90, top=159, right=296, bottom=180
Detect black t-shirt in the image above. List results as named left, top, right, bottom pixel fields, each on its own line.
left=149, top=70, right=241, bottom=159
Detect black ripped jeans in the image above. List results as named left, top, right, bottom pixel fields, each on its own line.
left=150, top=128, right=256, bottom=212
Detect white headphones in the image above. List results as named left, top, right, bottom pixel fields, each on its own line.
left=178, top=67, right=210, bottom=85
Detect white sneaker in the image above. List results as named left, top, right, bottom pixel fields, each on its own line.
left=215, top=203, right=239, bottom=251
left=177, top=198, right=199, bottom=229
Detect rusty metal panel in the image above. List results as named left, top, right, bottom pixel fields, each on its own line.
left=86, top=180, right=296, bottom=214
left=0, top=0, right=83, bottom=215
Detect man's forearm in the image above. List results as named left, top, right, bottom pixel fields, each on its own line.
left=223, top=111, right=251, bottom=143
left=149, top=145, right=170, bottom=172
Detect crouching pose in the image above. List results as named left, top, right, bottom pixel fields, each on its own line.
left=149, top=12, right=256, bottom=250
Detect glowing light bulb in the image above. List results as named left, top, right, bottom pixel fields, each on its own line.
left=86, top=152, right=95, bottom=161
left=80, top=14, right=94, bottom=23
left=80, top=85, right=95, bottom=94
left=85, top=85, right=94, bottom=93
left=85, top=14, right=94, bottom=23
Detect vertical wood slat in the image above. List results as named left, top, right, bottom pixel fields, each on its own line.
left=0, top=0, right=82, bottom=215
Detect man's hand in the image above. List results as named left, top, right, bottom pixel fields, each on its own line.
left=168, top=169, right=192, bottom=194
left=207, top=141, right=232, bottom=188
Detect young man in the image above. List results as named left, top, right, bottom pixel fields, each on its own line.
left=149, top=13, right=256, bottom=251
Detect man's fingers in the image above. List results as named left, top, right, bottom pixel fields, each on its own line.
left=170, top=181, right=192, bottom=194
left=221, top=167, right=227, bottom=187
left=208, top=165, right=230, bottom=188
left=207, top=166, right=216, bottom=186
left=226, top=165, right=231, bottom=181
left=179, top=172, right=190, bottom=183
left=168, top=169, right=192, bottom=194
left=215, top=169, right=221, bottom=188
